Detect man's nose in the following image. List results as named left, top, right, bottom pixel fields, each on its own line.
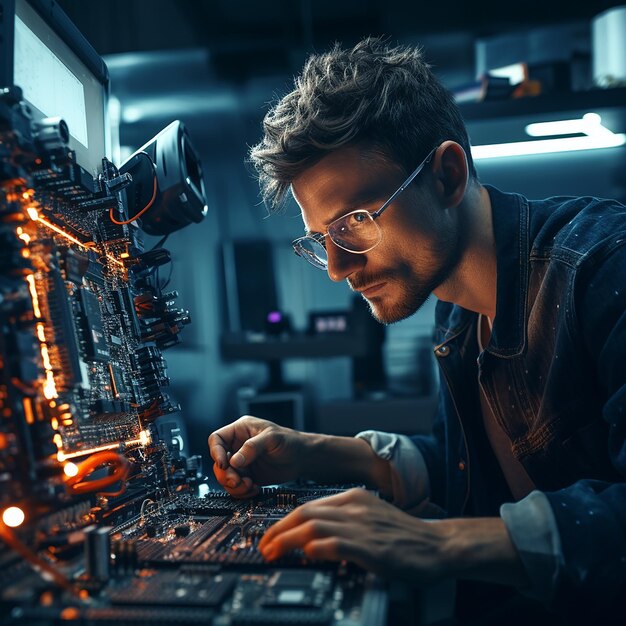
left=326, top=239, right=365, bottom=282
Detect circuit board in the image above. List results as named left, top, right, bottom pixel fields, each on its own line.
left=0, top=2, right=388, bottom=623
left=1, top=488, right=387, bottom=625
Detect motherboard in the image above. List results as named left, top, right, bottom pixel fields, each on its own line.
left=0, top=2, right=388, bottom=624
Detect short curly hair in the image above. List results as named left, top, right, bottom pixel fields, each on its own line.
left=249, top=36, right=476, bottom=211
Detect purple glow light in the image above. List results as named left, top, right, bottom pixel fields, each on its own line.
left=267, top=311, right=282, bottom=324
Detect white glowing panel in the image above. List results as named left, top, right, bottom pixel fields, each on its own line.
left=14, top=15, right=88, bottom=148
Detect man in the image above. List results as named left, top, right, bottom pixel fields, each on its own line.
left=208, top=38, right=626, bottom=622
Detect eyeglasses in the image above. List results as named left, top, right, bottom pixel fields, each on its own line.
left=292, top=145, right=438, bottom=270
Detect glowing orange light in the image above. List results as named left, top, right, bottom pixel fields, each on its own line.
left=2, top=506, right=25, bottom=528
left=50, top=417, right=59, bottom=430
left=40, top=345, right=52, bottom=370
left=106, top=254, right=125, bottom=268
left=43, top=372, right=58, bottom=399
left=59, top=442, right=120, bottom=460
left=35, top=216, right=91, bottom=248
left=26, top=207, right=39, bottom=221
left=139, top=430, right=151, bottom=446
left=26, top=275, right=41, bottom=318
left=22, top=192, right=30, bottom=200
left=57, top=451, right=66, bottom=462
left=53, top=434, right=63, bottom=448
left=36, top=323, right=46, bottom=343
left=63, top=463, right=79, bottom=478
left=120, top=252, right=130, bottom=259
left=23, top=398, right=35, bottom=425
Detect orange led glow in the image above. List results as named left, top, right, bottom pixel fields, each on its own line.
left=57, top=451, right=66, bottom=462
left=61, top=606, right=82, bottom=619
left=63, top=463, right=79, bottom=478
left=27, top=276, right=59, bottom=399
left=50, top=417, right=59, bottom=430
left=43, top=373, right=58, bottom=399
left=120, top=252, right=130, bottom=259
left=22, top=192, right=30, bottom=200
left=36, top=215, right=91, bottom=249
left=40, top=345, right=52, bottom=371
left=58, top=442, right=120, bottom=460
left=23, top=398, right=35, bottom=425
left=2, top=506, right=25, bottom=528
left=26, top=275, right=41, bottom=319
left=53, top=434, right=63, bottom=448
left=105, top=254, right=125, bottom=268
left=139, top=430, right=151, bottom=446
left=26, top=207, right=39, bottom=221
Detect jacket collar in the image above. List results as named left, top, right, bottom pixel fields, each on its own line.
left=484, top=185, right=529, bottom=358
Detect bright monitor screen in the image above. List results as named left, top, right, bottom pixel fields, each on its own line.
left=13, top=0, right=108, bottom=175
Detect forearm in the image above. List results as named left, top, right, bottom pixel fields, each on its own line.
left=301, top=433, right=393, bottom=499
left=438, top=517, right=530, bottom=588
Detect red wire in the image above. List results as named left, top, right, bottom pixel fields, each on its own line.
left=109, top=172, right=158, bottom=225
left=64, top=451, right=130, bottom=496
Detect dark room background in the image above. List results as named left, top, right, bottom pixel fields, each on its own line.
left=55, top=0, right=626, bottom=470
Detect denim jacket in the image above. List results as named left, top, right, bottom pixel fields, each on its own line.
left=359, top=185, right=626, bottom=617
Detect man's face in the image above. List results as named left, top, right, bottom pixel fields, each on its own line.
left=291, top=144, right=462, bottom=324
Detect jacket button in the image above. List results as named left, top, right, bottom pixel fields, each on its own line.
left=458, top=460, right=466, bottom=471
left=435, top=345, right=450, bottom=357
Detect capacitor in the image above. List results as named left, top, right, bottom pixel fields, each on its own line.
left=83, top=525, right=112, bottom=581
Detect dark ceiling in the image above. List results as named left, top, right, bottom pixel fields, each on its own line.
left=56, top=0, right=616, bottom=80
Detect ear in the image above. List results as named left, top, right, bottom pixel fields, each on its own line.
left=431, top=141, right=468, bottom=208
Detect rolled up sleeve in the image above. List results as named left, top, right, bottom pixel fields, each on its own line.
left=355, top=429, right=437, bottom=514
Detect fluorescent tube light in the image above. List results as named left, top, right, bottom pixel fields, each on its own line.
left=471, top=112, right=626, bottom=159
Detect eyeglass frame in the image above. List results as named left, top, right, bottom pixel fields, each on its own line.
left=292, top=145, right=439, bottom=268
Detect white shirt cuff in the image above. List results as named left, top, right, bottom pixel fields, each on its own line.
left=500, top=490, right=563, bottom=606
left=355, top=430, right=438, bottom=515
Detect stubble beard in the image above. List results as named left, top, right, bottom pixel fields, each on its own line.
left=359, top=231, right=462, bottom=325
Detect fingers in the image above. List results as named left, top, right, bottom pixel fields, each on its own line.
left=258, top=503, right=349, bottom=554
left=208, top=416, right=273, bottom=470
left=303, top=537, right=361, bottom=563
left=229, top=429, right=276, bottom=469
left=212, top=463, right=259, bottom=498
left=208, top=430, right=231, bottom=471
left=260, top=519, right=349, bottom=561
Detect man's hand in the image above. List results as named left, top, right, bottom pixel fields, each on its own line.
left=258, top=488, right=530, bottom=588
left=258, top=488, right=450, bottom=584
left=209, top=417, right=395, bottom=500
left=208, top=416, right=309, bottom=498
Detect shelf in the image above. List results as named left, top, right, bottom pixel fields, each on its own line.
left=459, top=87, right=626, bottom=121
left=461, top=87, right=626, bottom=147
left=220, top=331, right=369, bottom=361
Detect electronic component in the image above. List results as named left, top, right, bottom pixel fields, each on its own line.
left=0, top=2, right=386, bottom=625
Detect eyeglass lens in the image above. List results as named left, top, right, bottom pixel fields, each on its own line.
left=296, top=237, right=328, bottom=268
left=327, top=211, right=381, bottom=252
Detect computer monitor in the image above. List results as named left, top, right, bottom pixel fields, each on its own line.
left=0, top=0, right=110, bottom=175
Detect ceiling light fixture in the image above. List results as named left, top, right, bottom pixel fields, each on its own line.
left=471, top=112, right=626, bottom=159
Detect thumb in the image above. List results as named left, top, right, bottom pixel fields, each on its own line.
left=230, top=431, right=274, bottom=469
